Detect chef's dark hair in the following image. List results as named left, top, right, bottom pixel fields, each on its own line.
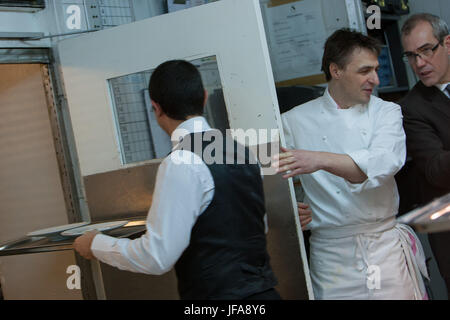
left=321, top=28, right=381, bottom=81
left=149, top=60, right=205, bottom=120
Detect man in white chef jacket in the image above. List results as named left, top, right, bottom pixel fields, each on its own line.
left=274, top=29, right=429, bottom=300
left=74, top=60, right=280, bottom=300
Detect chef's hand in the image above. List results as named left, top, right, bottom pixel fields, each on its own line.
left=73, top=230, right=99, bottom=260
left=298, top=202, right=312, bottom=230
left=272, top=147, right=324, bottom=179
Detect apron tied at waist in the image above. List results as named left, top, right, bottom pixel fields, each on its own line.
left=313, top=216, right=397, bottom=239
left=394, top=223, right=429, bottom=300
left=312, top=216, right=429, bottom=300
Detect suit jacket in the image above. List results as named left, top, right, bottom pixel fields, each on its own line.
left=396, top=81, right=450, bottom=213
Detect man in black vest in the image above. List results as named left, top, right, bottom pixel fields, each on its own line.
left=397, top=13, right=450, bottom=298
left=74, top=60, right=280, bottom=300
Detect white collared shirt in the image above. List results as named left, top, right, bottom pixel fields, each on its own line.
left=281, top=88, right=406, bottom=232
left=435, top=82, right=450, bottom=98
left=90, top=116, right=267, bottom=274
left=90, top=117, right=215, bottom=275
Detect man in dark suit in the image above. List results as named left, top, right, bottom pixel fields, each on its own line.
left=398, top=13, right=450, bottom=298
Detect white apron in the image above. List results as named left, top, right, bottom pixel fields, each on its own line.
left=309, top=217, right=429, bottom=300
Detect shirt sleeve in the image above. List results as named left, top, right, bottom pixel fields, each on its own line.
left=346, top=102, right=406, bottom=193
left=91, top=150, right=214, bottom=275
left=281, top=113, right=296, bottom=150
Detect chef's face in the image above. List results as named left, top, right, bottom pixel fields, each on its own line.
left=402, top=21, right=450, bottom=87
left=336, top=48, right=380, bottom=106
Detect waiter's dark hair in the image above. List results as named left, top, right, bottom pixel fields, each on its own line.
left=321, top=28, right=381, bottom=81
left=149, top=60, right=205, bottom=120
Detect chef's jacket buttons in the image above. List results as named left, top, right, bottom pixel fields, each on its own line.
left=356, top=260, right=365, bottom=271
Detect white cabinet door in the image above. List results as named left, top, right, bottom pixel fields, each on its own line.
left=59, top=0, right=282, bottom=176
left=58, top=0, right=312, bottom=299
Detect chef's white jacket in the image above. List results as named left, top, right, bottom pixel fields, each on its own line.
left=282, top=88, right=428, bottom=299
left=282, top=88, right=406, bottom=234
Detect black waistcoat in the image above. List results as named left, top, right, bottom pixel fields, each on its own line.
left=174, top=131, right=277, bottom=299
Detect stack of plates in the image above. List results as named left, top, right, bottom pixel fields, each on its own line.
left=27, top=222, right=89, bottom=237
left=26, top=221, right=129, bottom=237
left=61, top=221, right=128, bottom=236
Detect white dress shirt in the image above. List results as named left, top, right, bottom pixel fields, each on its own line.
left=436, top=82, right=450, bottom=98
left=91, top=116, right=267, bottom=275
left=91, top=117, right=215, bottom=275
left=281, top=88, right=406, bottom=233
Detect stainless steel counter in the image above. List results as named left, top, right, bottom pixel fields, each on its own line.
left=0, top=217, right=147, bottom=257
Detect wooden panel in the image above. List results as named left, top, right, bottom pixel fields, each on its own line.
left=0, top=251, right=81, bottom=300
left=276, top=74, right=327, bottom=87
left=0, top=63, right=81, bottom=300
left=267, top=0, right=303, bottom=8
left=0, top=64, right=68, bottom=241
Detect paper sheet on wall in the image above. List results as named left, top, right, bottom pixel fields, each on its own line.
left=264, top=0, right=327, bottom=82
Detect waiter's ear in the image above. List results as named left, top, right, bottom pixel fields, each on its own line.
left=151, top=100, right=163, bottom=118
left=203, top=89, right=208, bottom=107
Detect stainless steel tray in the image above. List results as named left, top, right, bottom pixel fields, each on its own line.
left=398, top=193, right=450, bottom=233
left=0, top=217, right=146, bottom=256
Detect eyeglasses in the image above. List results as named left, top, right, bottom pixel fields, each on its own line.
left=402, top=43, right=440, bottom=63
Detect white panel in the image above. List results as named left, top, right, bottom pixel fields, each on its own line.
left=321, top=0, right=350, bottom=32
left=0, top=11, right=40, bottom=32
left=58, top=0, right=282, bottom=176
left=0, top=11, right=50, bottom=47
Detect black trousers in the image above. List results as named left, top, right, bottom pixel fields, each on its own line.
left=428, top=231, right=450, bottom=299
